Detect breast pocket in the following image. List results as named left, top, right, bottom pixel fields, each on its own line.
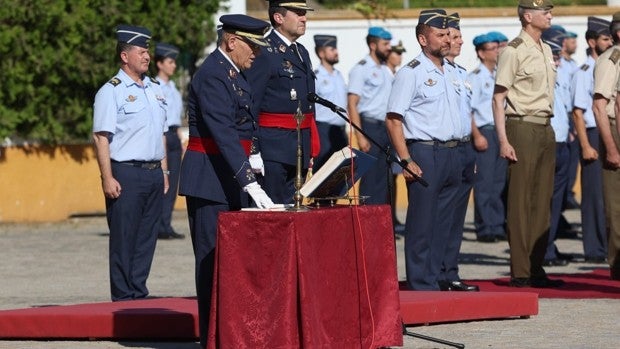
left=122, top=101, right=146, bottom=115
left=519, top=66, right=545, bottom=90
left=235, top=88, right=253, bottom=125
left=421, top=83, right=446, bottom=103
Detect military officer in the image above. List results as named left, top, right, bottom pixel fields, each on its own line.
left=493, top=0, right=563, bottom=288
left=245, top=0, right=317, bottom=204
left=439, top=13, right=479, bottom=292
left=348, top=26, right=393, bottom=205
left=154, top=42, right=185, bottom=240
left=572, top=16, right=611, bottom=264
left=312, top=34, right=348, bottom=171
left=470, top=33, right=507, bottom=243
left=178, top=14, right=273, bottom=346
left=92, top=25, right=169, bottom=301
left=386, top=9, right=462, bottom=291
left=594, top=12, right=620, bottom=281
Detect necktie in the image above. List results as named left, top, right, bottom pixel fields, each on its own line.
left=291, top=43, right=303, bottom=62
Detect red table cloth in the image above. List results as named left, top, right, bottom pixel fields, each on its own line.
left=207, top=204, right=403, bottom=348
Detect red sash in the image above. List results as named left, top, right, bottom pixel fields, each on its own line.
left=258, top=112, right=320, bottom=157
left=187, top=137, right=252, bottom=156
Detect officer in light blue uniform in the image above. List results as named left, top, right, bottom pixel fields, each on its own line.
left=386, top=9, right=462, bottom=291
left=348, top=26, right=394, bottom=205
left=92, top=25, right=168, bottom=301
left=439, top=13, right=479, bottom=292
left=572, top=16, right=611, bottom=263
left=542, top=28, right=573, bottom=266
left=469, top=33, right=508, bottom=243
left=313, top=34, right=348, bottom=170
left=178, top=14, right=273, bottom=347
left=245, top=0, right=317, bottom=204
left=154, top=42, right=185, bottom=240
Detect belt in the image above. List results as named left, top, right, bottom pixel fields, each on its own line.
left=259, top=112, right=320, bottom=157
left=507, top=115, right=551, bottom=126
left=361, top=117, right=384, bottom=125
left=112, top=160, right=161, bottom=170
left=479, top=124, right=495, bottom=131
left=406, top=139, right=460, bottom=148
left=187, top=136, right=253, bottom=156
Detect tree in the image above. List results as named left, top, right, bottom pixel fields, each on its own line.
left=0, top=0, right=219, bottom=144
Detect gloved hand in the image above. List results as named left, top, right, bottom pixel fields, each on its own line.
left=249, top=153, right=265, bottom=176
left=243, top=182, right=275, bottom=209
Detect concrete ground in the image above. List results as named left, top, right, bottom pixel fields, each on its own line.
left=0, top=206, right=618, bottom=349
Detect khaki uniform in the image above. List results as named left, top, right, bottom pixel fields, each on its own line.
left=595, top=46, right=620, bottom=279
left=495, top=30, right=557, bottom=279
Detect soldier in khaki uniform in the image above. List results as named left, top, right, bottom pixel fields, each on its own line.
left=493, top=0, right=563, bottom=288
left=595, top=12, right=620, bottom=281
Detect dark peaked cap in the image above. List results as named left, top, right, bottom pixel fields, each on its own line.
left=314, top=35, right=337, bottom=48
left=155, top=43, right=179, bottom=59
left=418, top=9, right=449, bottom=29
left=587, top=16, right=610, bottom=36
left=220, top=14, right=270, bottom=47
left=116, top=25, right=151, bottom=48
left=266, top=0, right=314, bottom=10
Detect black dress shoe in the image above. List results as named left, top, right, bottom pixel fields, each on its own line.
left=531, top=277, right=564, bottom=288
left=584, top=256, right=607, bottom=264
left=543, top=258, right=569, bottom=266
left=509, top=277, right=531, bottom=288
left=448, top=281, right=480, bottom=292
left=476, top=235, right=498, bottom=243
left=158, top=231, right=185, bottom=240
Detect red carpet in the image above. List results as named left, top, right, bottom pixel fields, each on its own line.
left=466, top=269, right=620, bottom=299
left=0, top=291, right=538, bottom=340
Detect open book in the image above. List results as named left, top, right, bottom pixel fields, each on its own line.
left=300, top=147, right=377, bottom=199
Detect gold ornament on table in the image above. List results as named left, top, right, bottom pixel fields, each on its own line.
left=289, top=100, right=309, bottom=211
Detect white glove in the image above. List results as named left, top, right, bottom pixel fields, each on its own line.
left=243, top=182, right=275, bottom=209
left=249, top=153, right=265, bottom=176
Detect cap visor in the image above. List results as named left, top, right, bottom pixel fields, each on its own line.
left=247, top=36, right=269, bottom=47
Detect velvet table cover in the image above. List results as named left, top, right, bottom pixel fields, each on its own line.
left=207, top=204, right=403, bottom=348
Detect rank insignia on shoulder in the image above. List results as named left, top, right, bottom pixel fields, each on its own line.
left=424, top=78, right=436, bottom=87
left=149, top=76, right=159, bottom=84
left=357, top=59, right=366, bottom=65
left=610, top=48, right=620, bottom=64
left=407, top=59, right=420, bottom=69
left=580, top=64, right=589, bottom=71
left=108, top=77, right=121, bottom=86
left=126, top=95, right=137, bottom=102
left=508, top=38, right=523, bottom=49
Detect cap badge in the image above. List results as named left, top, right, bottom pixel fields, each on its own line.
left=533, top=0, right=543, bottom=6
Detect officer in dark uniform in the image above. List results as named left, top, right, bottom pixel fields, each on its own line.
left=245, top=0, right=318, bottom=204
left=178, top=14, right=273, bottom=346
left=93, top=25, right=169, bottom=301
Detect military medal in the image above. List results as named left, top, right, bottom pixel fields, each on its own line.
left=290, top=88, right=297, bottom=101
left=279, top=44, right=287, bottom=53
left=126, top=95, right=137, bottom=102
left=282, top=60, right=294, bottom=74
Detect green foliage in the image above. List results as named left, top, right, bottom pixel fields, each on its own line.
left=0, top=0, right=219, bottom=144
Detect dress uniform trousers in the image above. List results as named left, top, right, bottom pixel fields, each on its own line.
left=580, top=128, right=607, bottom=259
left=473, top=126, right=507, bottom=239
left=359, top=117, right=392, bottom=205
left=404, top=141, right=460, bottom=290
left=107, top=162, right=163, bottom=301
left=440, top=140, right=476, bottom=282
left=600, top=123, right=620, bottom=280
left=545, top=142, right=569, bottom=261
left=505, top=118, right=555, bottom=279
left=160, top=126, right=182, bottom=234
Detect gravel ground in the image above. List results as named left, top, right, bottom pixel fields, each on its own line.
left=0, top=207, right=618, bottom=349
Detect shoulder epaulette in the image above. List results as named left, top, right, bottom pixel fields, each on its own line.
left=149, top=76, right=160, bottom=84
left=508, top=38, right=523, bottom=49
left=472, top=68, right=481, bottom=74
left=357, top=59, right=366, bottom=65
left=610, top=48, right=620, bottom=64
left=580, top=64, right=589, bottom=71
left=407, top=59, right=420, bottom=69
left=108, top=77, right=121, bottom=86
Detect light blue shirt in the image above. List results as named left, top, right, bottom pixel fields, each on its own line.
left=557, top=56, right=575, bottom=115
left=572, top=55, right=597, bottom=128
left=348, top=54, right=393, bottom=120
left=314, top=64, right=347, bottom=126
left=552, top=79, right=570, bottom=143
left=387, top=52, right=461, bottom=141
left=468, top=63, right=496, bottom=127
left=157, top=77, right=183, bottom=127
left=93, top=69, right=167, bottom=161
left=446, top=60, right=472, bottom=137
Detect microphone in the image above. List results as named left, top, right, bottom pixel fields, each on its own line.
left=307, top=93, right=347, bottom=113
